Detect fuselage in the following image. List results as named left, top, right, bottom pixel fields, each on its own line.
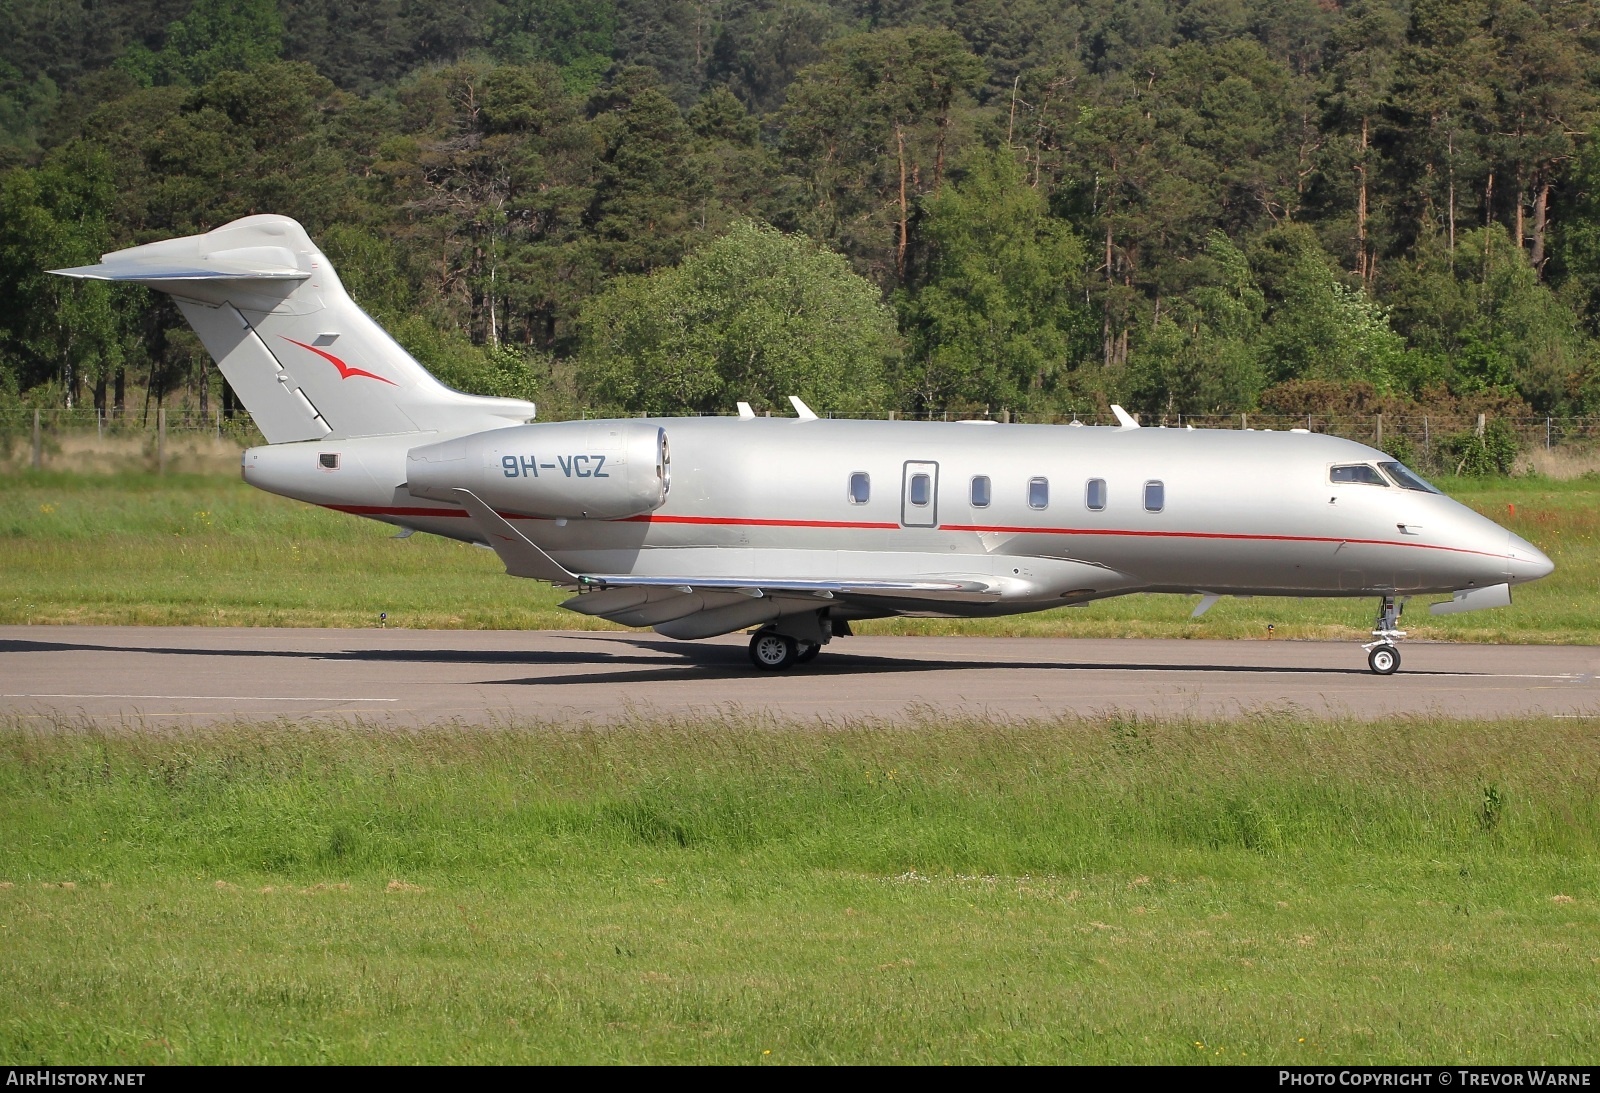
left=243, top=417, right=1552, bottom=619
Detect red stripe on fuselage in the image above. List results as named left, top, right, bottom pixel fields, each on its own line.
left=324, top=505, right=1508, bottom=560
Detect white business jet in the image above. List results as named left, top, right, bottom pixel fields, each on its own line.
left=54, top=215, right=1553, bottom=674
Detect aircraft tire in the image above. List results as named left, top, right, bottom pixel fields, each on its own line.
left=1367, top=644, right=1401, bottom=675
left=749, top=631, right=798, bottom=671
left=795, top=641, right=821, bottom=664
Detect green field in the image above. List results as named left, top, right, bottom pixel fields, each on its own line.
left=0, top=469, right=1593, bottom=641
left=3, top=475, right=1597, bottom=1063
left=0, top=714, right=1595, bottom=1064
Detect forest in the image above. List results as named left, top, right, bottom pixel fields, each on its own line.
left=3, top=0, right=1600, bottom=427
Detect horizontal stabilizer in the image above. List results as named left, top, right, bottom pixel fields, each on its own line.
left=51, top=251, right=308, bottom=282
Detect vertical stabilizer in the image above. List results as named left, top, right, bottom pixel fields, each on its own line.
left=51, top=215, right=535, bottom=442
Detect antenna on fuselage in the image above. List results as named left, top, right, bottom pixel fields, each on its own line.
left=1111, top=404, right=1140, bottom=429
left=789, top=395, right=818, bottom=420
left=736, top=401, right=756, bottom=419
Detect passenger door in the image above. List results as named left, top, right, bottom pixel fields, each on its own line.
left=901, top=461, right=939, bottom=528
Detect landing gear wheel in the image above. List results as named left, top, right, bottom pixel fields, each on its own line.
left=749, top=631, right=798, bottom=671
left=1367, top=643, right=1401, bottom=675
left=795, top=641, right=821, bottom=664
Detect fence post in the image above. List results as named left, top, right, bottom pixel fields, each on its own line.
left=97, top=408, right=103, bottom=441
left=1376, top=413, right=1383, bottom=447
left=1240, top=412, right=1247, bottom=430
left=1547, top=415, right=1552, bottom=451
left=1475, top=413, right=1486, bottom=439
left=157, top=407, right=167, bottom=475
left=31, top=409, right=41, bottom=470
left=1423, top=416, right=1430, bottom=459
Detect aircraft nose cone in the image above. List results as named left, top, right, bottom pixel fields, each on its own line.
left=1507, top=531, right=1554, bottom=583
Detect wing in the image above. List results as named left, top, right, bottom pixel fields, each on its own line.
left=447, top=488, right=1002, bottom=636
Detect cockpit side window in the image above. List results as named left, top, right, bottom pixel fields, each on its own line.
left=1330, top=464, right=1389, bottom=486
left=1379, top=462, right=1441, bottom=493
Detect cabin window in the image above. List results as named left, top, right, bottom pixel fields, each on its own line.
left=909, top=473, right=931, bottom=506
left=970, top=476, right=991, bottom=508
left=1379, top=462, right=1440, bottom=493
left=1085, top=478, right=1106, bottom=511
left=1144, top=480, right=1165, bottom=512
left=1028, top=477, right=1049, bottom=510
left=1330, top=464, right=1389, bottom=486
left=318, top=452, right=339, bottom=470
left=848, top=472, right=870, bottom=504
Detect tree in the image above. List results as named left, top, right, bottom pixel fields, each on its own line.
left=578, top=219, right=897, bottom=415
left=1390, top=224, right=1592, bottom=410
left=1251, top=224, right=1406, bottom=392
left=488, top=0, right=615, bottom=93
left=118, top=0, right=283, bottom=87
left=778, top=27, right=986, bottom=285
left=0, top=146, right=136, bottom=409
left=1318, top=0, right=1405, bottom=286
left=899, top=149, right=1089, bottom=412
left=1126, top=231, right=1266, bottom=416
left=584, top=67, right=703, bottom=277
left=386, top=62, right=599, bottom=350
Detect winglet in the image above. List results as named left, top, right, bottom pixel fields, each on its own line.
left=789, top=395, right=818, bottom=420
left=446, top=488, right=579, bottom=584
left=736, top=401, right=756, bottom=419
left=1111, top=404, right=1140, bottom=428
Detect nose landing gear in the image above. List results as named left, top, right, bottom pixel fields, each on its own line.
left=1362, top=595, right=1406, bottom=675
left=1367, top=643, right=1400, bottom=675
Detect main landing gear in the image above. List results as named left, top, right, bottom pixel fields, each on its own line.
left=747, top=619, right=836, bottom=671
left=1362, top=595, right=1406, bottom=675
left=747, top=631, right=824, bottom=671
left=749, top=631, right=800, bottom=671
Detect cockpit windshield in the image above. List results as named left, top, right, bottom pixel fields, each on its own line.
left=1379, top=461, right=1440, bottom=493
left=1330, top=464, right=1389, bottom=486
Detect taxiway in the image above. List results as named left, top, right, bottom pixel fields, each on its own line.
left=1, top=627, right=1596, bottom=726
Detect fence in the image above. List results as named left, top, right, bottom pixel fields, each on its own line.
left=4, top=406, right=1596, bottom=473
left=0, top=408, right=264, bottom=473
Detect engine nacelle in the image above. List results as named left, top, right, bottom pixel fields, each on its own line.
left=407, top=420, right=669, bottom=520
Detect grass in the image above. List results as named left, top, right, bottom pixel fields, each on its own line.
left=0, top=712, right=1595, bottom=1064
left=0, top=470, right=1594, bottom=641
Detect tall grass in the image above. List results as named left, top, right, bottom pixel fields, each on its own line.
left=1, top=712, right=1596, bottom=1063
left=5, top=712, right=1595, bottom=874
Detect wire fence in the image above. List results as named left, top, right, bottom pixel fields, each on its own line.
left=3, top=406, right=1595, bottom=471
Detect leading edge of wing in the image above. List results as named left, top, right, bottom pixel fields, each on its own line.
left=573, top=574, right=1000, bottom=601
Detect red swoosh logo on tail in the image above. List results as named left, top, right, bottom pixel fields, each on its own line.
left=282, top=337, right=398, bottom=386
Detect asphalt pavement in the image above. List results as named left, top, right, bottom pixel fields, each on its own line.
left=2, top=626, right=1596, bottom=727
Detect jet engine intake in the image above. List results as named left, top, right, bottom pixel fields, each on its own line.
left=407, top=420, right=669, bottom=520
